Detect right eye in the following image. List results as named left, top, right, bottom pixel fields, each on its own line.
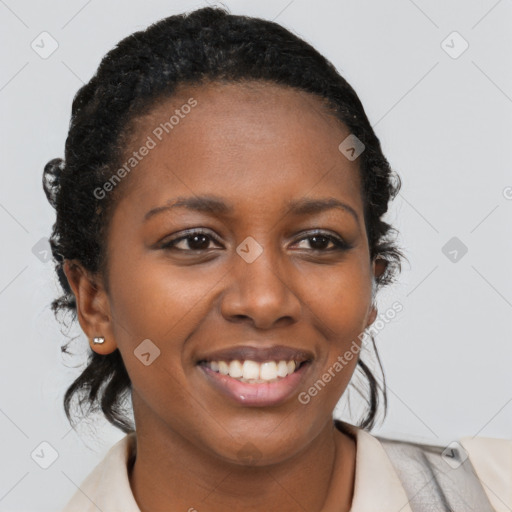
left=160, top=229, right=222, bottom=252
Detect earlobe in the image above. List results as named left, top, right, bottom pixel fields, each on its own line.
left=63, top=260, right=117, bottom=355
left=366, top=257, right=387, bottom=329
left=367, top=304, right=378, bottom=328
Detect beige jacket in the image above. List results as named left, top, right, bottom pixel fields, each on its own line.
left=61, top=421, right=512, bottom=512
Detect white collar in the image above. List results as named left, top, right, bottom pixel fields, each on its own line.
left=340, top=421, right=412, bottom=512
left=62, top=422, right=412, bottom=512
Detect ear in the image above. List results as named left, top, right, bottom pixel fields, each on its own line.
left=366, top=258, right=388, bottom=327
left=63, top=260, right=117, bottom=355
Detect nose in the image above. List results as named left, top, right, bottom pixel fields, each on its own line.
left=220, top=245, right=302, bottom=330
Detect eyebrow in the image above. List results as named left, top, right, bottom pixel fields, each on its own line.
left=144, top=195, right=359, bottom=223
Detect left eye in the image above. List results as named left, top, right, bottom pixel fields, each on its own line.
left=294, top=233, right=348, bottom=251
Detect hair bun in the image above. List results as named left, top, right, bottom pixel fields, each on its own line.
left=42, top=158, right=65, bottom=209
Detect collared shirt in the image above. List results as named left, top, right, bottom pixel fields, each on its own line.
left=61, top=421, right=512, bottom=512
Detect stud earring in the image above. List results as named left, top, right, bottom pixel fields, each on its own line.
left=92, top=336, right=106, bottom=345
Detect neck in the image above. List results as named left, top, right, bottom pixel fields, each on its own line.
left=128, top=400, right=356, bottom=512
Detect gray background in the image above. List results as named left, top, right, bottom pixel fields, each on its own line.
left=1, top=0, right=511, bottom=510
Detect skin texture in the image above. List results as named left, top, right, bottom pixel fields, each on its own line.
left=64, top=81, right=386, bottom=512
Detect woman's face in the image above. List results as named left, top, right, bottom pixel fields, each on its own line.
left=85, top=81, right=382, bottom=463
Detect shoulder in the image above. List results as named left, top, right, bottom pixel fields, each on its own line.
left=459, top=435, right=512, bottom=512
left=375, top=432, right=512, bottom=512
left=61, top=432, right=140, bottom=512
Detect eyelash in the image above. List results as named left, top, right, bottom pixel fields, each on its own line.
left=160, top=228, right=351, bottom=253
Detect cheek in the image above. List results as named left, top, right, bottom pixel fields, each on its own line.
left=302, top=260, right=372, bottom=339
left=303, top=259, right=371, bottom=397
left=108, top=258, right=219, bottom=346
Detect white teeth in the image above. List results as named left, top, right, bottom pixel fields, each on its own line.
left=204, top=359, right=302, bottom=382
left=260, top=361, right=277, bottom=380
left=218, top=361, right=229, bottom=375
left=242, top=360, right=260, bottom=380
left=276, top=360, right=288, bottom=378
left=228, top=360, right=243, bottom=378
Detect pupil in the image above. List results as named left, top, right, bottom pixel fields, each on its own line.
left=190, top=235, right=209, bottom=250
left=310, top=236, right=329, bottom=249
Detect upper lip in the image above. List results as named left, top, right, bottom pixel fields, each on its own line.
left=196, top=344, right=314, bottom=364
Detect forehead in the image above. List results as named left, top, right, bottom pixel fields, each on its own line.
left=115, top=81, right=364, bottom=217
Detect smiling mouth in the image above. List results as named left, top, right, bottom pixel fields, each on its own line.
left=195, top=344, right=314, bottom=405
left=197, top=359, right=310, bottom=384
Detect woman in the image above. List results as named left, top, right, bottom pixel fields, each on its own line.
left=43, top=6, right=511, bottom=512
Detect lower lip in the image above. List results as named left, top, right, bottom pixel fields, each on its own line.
left=198, top=362, right=311, bottom=407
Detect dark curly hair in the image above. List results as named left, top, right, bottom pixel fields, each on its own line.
left=43, top=5, right=404, bottom=435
